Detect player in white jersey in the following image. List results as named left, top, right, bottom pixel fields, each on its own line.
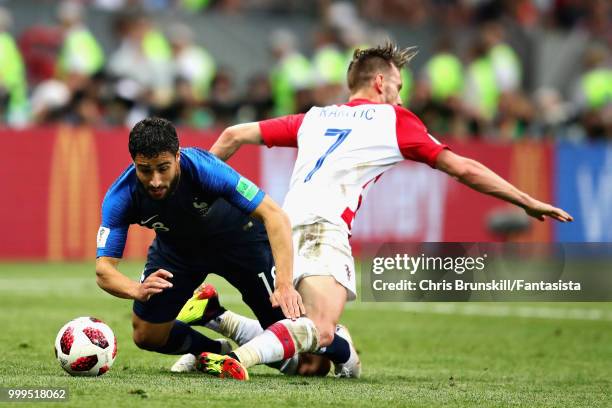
left=195, top=42, right=573, bottom=379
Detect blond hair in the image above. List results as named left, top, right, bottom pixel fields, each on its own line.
left=347, top=42, right=418, bottom=92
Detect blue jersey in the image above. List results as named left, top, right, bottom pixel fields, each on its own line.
left=96, top=147, right=266, bottom=259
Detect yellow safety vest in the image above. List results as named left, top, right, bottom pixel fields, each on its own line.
left=425, top=53, right=463, bottom=102
left=312, top=46, right=345, bottom=85
left=582, top=68, right=612, bottom=109
left=0, top=32, right=28, bottom=120
left=270, top=53, right=313, bottom=115
left=57, top=28, right=105, bottom=77
left=468, top=57, right=498, bottom=119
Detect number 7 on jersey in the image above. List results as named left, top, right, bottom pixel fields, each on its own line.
left=304, top=128, right=352, bottom=182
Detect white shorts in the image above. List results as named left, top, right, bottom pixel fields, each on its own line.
left=292, top=221, right=357, bottom=301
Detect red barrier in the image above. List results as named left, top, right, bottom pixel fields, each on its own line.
left=0, top=128, right=552, bottom=260
left=4, top=127, right=56, bottom=258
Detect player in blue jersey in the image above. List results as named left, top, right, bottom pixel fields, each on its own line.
left=95, top=117, right=306, bottom=380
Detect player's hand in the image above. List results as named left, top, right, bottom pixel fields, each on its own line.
left=270, top=283, right=306, bottom=321
left=135, top=269, right=173, bottom=302
left=525, top=199, right=573, bottom=222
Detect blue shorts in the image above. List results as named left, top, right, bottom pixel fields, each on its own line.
left=132, top=239, right=284, bottom=328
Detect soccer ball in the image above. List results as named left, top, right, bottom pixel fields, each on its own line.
left=54, top=317, right=117, bottom=376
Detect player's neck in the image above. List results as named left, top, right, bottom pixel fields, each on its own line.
left=348, top=91, right=382, bottom=104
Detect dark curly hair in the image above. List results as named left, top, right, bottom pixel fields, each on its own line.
left=347, top=42, right=418, bottom=92
left=128, top=117, right=179, bottom=159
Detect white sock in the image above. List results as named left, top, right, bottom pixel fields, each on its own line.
left=232, top=317, right=319, bottom=369
left=204, top=311, right=263, bottom=345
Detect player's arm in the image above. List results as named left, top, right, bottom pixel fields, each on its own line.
left=95, top=256, right=173, bottom=302
left=210, top=114, right=303, bottom=161
left=250, top=195, right=305, bottom=320
left=192, top=149, right=304, bottom=319
left=434, top=149, right=573, bottom=222
left=210, top=123, right=262, bottom=161
left=96, top=178, right=174, bottom=302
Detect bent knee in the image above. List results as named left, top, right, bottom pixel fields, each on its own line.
left=132, top=331, right=165, bottom=351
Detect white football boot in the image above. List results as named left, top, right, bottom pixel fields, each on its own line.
left=333, top=324, right=361, bottom=378
left=170, top=339, right=232, bottom=373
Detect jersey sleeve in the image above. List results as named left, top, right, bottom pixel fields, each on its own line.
left=394, top=106, right=448, bottom=168
left=96, top=177, right=133, bottom=258
left=187, top=148, right=265, bottom=214
left=259, top=114, right=305, bottom=147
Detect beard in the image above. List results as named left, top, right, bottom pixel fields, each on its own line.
left=146, top=171, right=180, bottom=200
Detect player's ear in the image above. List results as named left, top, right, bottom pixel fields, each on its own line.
left=374, top=74, right=384, bottom=94
left=176, top=148, right=180, bottom=162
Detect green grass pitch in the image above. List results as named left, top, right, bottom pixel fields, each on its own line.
left=0, top=262, right=611, bottom=407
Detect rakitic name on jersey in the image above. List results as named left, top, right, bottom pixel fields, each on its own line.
left=318, top=107, right=376, bottom=121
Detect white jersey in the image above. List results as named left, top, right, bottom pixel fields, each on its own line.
left=260, top=99, right=447, bottom=234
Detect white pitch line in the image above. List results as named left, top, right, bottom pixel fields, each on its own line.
left=2, top=278, right=611, bottom=322
left=346, top=301, right=612, bottom=322
left=201, top=294, right=612, bottom=322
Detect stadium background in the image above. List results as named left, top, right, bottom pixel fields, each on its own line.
left=1, top=0, right=610, bottom=261
left=0, top=2, right=611, bottom=406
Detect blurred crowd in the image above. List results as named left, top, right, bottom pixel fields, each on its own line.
left=0, top=0, right=610, bottom=140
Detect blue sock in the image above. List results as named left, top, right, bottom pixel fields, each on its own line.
left=154, top=321, right=221, bottom=355
left=319, top=334, right=350, bottom=364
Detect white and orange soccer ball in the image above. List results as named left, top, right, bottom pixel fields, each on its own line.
left=54, top=317, right=117, bottom=376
